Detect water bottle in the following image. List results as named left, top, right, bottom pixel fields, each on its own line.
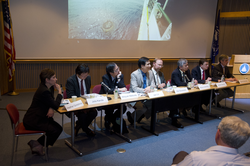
left=191, top=78, right=194, bottom=88
left=114, top=86, right=118, bottom=99
left=167, top=81, right=170, bottom=88
left=221, top=75, right=225, bottom=82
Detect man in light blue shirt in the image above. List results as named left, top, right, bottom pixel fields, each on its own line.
left=172, top=116, right=250, bottom=166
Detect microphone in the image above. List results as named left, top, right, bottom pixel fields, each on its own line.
left=184, top=74, right=190, bottom=82
left=100, top=82, right=112, bottom=100
left=101, top=82, right=111, bottom=91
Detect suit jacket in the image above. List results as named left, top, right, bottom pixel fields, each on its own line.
left=171, top=67, right=192, bottom=86
left=211, top=64, right=234, bottom=82
left=129, top=69, right=155, bottom=93
left=66, top=74, right=91, bottom=97
left=23, top=83, right=62, bottom=130
left=191, top=65, right=212, bottom=84
left=99, top=73, right=126, bottom=94
left=152, top=69, right=167, bottom=88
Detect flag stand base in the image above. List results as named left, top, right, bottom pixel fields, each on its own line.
left=8, top=91, right=19, bottom=96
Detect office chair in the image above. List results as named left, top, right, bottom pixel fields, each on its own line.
left=6, top=104, right=48, bottom=166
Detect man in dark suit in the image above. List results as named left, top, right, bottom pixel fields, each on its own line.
left=171, top=59, right=197, bottom=86
left=99, top=62, right=128, bottom=132
left=211, top=54, right=238, bottom=106
left=191, top=58, right=213, bottom=111
left=170, top=59, right=198, bottom=126
left=151, top=58, right=167, bottom=89
left=66, top=64, right=97, bottom=137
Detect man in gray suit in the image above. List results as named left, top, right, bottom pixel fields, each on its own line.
left=127, top=57, right=155, bottom=124
left=151, top=58, right=167, bottom=89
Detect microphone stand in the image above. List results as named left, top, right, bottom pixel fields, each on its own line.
left=101, top=82, right=112, bottom=100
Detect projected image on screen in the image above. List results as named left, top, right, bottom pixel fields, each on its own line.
left=68, top=0, right=172, bottom=41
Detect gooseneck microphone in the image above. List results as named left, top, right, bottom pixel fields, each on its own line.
left=100, top=82, right=112, bottom=100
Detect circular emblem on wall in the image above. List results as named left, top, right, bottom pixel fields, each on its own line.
left=239, top=63, right=249, bottom=74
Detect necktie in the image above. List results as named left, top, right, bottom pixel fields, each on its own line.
left=81, top=79, right=84, bottom=95
left=156, top=73, right=160, bottom=85
left=202, top=70, right=205, bottom=80
left=223, top=67, right=225, bottom=75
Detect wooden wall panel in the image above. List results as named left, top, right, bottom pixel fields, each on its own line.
left=15, top=59, right=200, bottom=91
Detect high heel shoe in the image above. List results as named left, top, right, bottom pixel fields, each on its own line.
left=75, top=120, right=81, bottom=137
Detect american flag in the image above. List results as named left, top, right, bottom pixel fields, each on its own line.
left=2, top=0, right=16, bottom=81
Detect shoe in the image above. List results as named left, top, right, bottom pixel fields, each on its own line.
left=200, top=106, right=206, bottom=113
left=28, top=140, right=44, bottom=156
left=75, top=120, right=81, bottom=137
left=86, top=128, right=96, bottom=137
left=126, top=112, right=134, bottom=125
left=217, top=103, right=222, bottom=108
left=137, top=114, right=145, bottom=123
left=181, top=109, right=187, bottom=117
left=172, top=119, right=184, bottom=128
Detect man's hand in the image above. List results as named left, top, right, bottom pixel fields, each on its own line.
left=144, top=86, right=151, bottom=93
left=119, top=87, right=127, bottom=92
left=117, top=71, right=122, bottom=79
left=158, top=83, right=166, bottom=89
left=47, top=108, right=54, bottom=118
left=194, top=80, right=198, bottom=85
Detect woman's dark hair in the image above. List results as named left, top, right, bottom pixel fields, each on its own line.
left=40, top=68, right=55, bottom=84
left=75, top=64, right=89, bottom=75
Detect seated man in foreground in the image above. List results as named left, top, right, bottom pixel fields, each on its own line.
left=172, top=116, right=250, bottom=166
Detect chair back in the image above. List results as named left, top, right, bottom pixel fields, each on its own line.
left=63, top=90, right=67, bottom=99
left=126, top=84, right=130, bottom=91
left=93, top=84, right=101, bottom=93
left=6, top=104, right=19, bottom=126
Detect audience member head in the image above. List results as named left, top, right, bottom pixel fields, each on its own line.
left=153, top=58, right=164, bottom=72
left=219, top=54, right=229, bottom=67
left=138, top=57, right=151, bottom=73
left=216, top=116, right=250, bottom=149
left=199, top=59, right=209, bottom=71
left=106, top=62, right=120, bottom=78
left=177, top=59, right=188, bottom=72
left=75, top=64, right=89, bottom=80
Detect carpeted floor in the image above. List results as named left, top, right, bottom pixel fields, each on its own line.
left=0, top=92, right=250, bottom=166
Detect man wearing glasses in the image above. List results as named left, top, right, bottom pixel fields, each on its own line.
left=151, top=58, right=167, bottom=89
left=99, top=62, right=128, bottom=133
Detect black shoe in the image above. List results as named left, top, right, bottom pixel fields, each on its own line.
left=181, top=109, right=187, bottom=117
left=126, top=112, right=134, bottom=125
left=172, top=119, right=184, bottom=128
left=137, top=114, right=145, bottom=123
left=75, top=120, right=81, bottom=137
left=217, top=103, right=222, bottom=108
left=85, top=128, right=96, bottom=137
left=200, top=106, right=206, bottom=113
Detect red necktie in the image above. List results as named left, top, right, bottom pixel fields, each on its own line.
left=81, top=80, right=84, bottom=95
left=202, top=71, right=205, bottom=80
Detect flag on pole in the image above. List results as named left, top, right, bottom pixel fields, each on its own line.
left=2, top=0, right=16, bottom=82
left=211, top=10, right=220, bottom=64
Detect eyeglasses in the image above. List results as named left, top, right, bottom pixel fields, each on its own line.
left=156, top=63, right=164, bottom=67
left=114, top=66, right=119, bottom=72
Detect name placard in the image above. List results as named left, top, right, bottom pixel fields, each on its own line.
left=174, top=87, right=189, bottom=94
left=239, top=79, right=249, bottom=84
left=119, top=92, right=138, bottom=100
left=148, top=91, right=164, bottom=98
left=87, top=97, right=108, bottom=105
left=198, top=84, right=211, bottom=90
left=64, top=100, right=84, bottom=111
left=216, top=82, right=227, bottom=87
